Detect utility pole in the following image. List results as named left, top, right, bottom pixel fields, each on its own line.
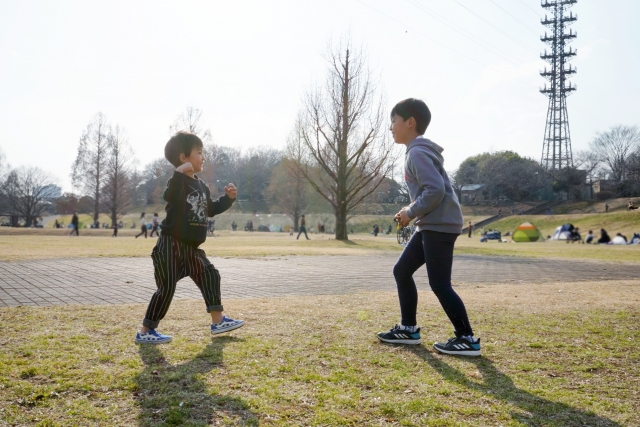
left=540, top=0, right=577, bottom=172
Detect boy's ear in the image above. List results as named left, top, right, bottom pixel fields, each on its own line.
left=407, top=117, right=416, bottom=129
left=179, top=152, right=188, bottom=164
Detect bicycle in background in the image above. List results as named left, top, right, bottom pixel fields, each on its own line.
left=395, top=219, right=415, bottom=244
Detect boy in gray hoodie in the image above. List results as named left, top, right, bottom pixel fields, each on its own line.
left=377, top=98, right=480, bottom=356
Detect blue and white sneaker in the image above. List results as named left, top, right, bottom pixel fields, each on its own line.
left=433, top=336, right=481, bottom=356
left=210, top=316, right=245, bottom=335
left=135, top=329, right=172, bottom=344
left=377, top=325, right=422, bottom=345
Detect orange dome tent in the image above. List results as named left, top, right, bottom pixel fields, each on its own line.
left=512, top=222, right=543, bottom=242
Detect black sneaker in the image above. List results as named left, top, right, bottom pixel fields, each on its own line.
left=433, top=336, right=481, bottom=356
left=377, top=325, right=422, bottom=345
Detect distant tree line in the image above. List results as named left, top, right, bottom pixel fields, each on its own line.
left=0, top=147, right=59, bottom=226
left=1, top=100, right=401, bottom=230
left=450, top=124, right=640, bottom=203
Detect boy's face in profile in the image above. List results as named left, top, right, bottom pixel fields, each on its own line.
left=180, top=147, right=204, bottom=173
left=390, top=114, right=417, bottom=145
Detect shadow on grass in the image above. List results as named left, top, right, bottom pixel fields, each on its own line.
left=136, top=337, right=258, bottom=426
left=407, top=347, right=621, bottom=427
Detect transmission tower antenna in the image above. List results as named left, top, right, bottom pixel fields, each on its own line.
left=540, top=0, right=577, bottom=172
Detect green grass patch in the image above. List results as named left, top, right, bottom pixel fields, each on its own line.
left=484, top=211, right=640, bottom=238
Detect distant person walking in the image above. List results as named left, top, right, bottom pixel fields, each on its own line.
left=468, top=221, right=473, bottom=238
left=605, top=202, right=609, bottom=213
left=231, top=221, right=237, bottom=231
left=297, top=215, right=310, bottom=240
left=112, top=223, right=118, bottom=237
left=135, top=212, right=148, bottom=239
left=69, top=212, right=79, bottom=236
left=149, top=213, right=160, bottom=237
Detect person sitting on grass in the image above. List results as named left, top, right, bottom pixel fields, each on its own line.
left=585, top=230, right=595, bottom=244
left=135, top=131, right=244, bottom=344
left=377, top=98, right=480, bottom=357
left=627, top=201, right=638, bottom=210
left=597, top=228, right=611, bottom=244
left=570, top=227, right=582, bottom=243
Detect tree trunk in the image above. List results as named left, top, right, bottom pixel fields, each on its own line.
left=111, top=207, right=117, bottom=228
left=293, top=213, right=300, bottom=232
left=334, top=49, right=350, bottom=241
left=335, top=203, right=348, bottom=240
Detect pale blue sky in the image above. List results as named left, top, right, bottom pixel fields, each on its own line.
left=1, top=0, right=639, bottom=191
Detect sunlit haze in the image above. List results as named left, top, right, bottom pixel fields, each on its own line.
left=1, top=0, right=639, bottom=191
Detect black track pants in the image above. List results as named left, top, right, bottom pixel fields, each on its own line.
left=393, top=230, right=474, bottom=336
left=143, top=235, right=223, bottom=329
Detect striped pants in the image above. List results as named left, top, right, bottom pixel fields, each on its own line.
left=143, top=235, right=223, bottom=329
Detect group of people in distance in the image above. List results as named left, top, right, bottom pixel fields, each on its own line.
left=584, top=229, right=640, bottom=245
left=134, top=98, right=481, bottom=357
left=135, top=213, right=160, bottom=239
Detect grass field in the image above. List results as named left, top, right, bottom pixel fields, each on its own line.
left=44, top=213, right=492, bottom=236
left=0, top=281, right=638, bottom=426
left=454, top=237, right=640, bottom=263
left=483, top=211, right=640, bottom=239
left=3, top=226, right=640, bottom=263
left=0, top=231, right=402, bottom=262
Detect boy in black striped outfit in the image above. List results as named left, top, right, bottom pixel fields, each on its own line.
left=136, top=131, right=244, bottom=344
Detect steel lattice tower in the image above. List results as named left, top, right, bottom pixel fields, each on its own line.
left=540, top=0, right=577, bottom=172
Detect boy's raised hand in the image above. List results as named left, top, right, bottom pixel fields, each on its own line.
left=176, top=162, right=194, bottom=174
left=395, top=208, right=411, bottom=228
left=224, top=183, right=237, bottom=199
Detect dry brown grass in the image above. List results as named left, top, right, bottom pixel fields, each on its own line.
left=0, top=231, right=401, bottom=262
left=1, top=280, right=639, bottom=426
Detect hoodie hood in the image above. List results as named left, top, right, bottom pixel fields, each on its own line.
left=406, top=137, right=445, bottom=163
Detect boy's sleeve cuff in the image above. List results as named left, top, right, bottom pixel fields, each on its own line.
left=406, top=208, right=417, bottom=219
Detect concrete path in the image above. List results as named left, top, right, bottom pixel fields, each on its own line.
left=0, top=255, right=637, bottom=308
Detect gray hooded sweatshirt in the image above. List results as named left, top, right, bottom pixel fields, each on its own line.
left=404, top=137, right=463, bottom=234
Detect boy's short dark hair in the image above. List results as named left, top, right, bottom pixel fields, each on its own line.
left=390, top=98, right=431, bottom=135
left=164, top=131, right=204, bottom=168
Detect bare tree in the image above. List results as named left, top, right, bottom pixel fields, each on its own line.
left=72, top=112, right=110, bottom=226
left=200, top=144, right=242, bottom=193
left=140, top=158, right=175, bottom=205
left=449, top=169, right=464, bottom=201
left=3, top=166, right=58, bottom=226
left=574, top=150, right=602, bottom=198
left=266, top=159, right=309, bottom=231
left=589, top=125, right=640, bottom=182
left=268, top=130, right=311, bottom=231
left=0, top=147, right=8, bottom=182
left=295, top=39, right=397, bottom=240
left=236, top=147, right=282, bottom=201
left=102, top=125, right=135, bottom=227
left=169, top=106, right=212, bottom=143
left=0, top=148, right=10, bottom=214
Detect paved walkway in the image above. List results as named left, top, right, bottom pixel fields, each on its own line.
left=0, top=255, right=638, bottom=308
